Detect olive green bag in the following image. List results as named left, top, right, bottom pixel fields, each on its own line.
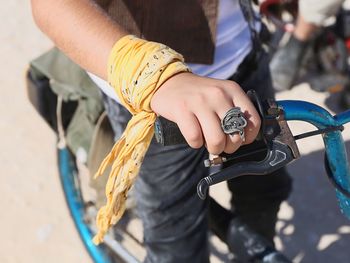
left=27, top=47, right=114, bottom=205
left=28, top=47, right=106, bottom=155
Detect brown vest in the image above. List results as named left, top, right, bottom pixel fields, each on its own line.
left=96, top=0, right=219, bottom=64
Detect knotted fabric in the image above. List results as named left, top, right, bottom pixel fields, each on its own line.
left=93, top=35, right=190, bottom=244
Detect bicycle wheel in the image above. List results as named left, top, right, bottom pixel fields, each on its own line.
left=58, top=146, right=142, bottom=263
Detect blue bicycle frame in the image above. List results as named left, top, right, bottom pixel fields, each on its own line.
left=58, top=148, right=112, bottom=263
left=278, top=101, right=350, bottom=218
left=58, top=146, right=143, bottom=263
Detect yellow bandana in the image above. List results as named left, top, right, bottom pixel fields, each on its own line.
left=93, top=35, right=190, bottom=244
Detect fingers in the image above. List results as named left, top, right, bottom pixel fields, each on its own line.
left=176, top=111, right=204, bottom=149
left=213, top=98, right=244, bottom=154
left=223, top=81, right=261, bottom=145
left=191, top=87, right=244, bottom=154
left=195, top=108, right=227, bottom=154
left=179, top=104, right=244, bottom=154
left=224, top=133, right=242, bottom=153
left=203, top=81, right=261, bottom=153
left=179, top=81, right=260, bottom=155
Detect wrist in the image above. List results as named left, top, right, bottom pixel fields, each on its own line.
left=107, top=35, right=190, bottom=113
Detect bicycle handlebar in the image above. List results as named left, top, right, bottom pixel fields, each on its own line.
left=278, top=100, right=350, bottom=219
left=154, top=94, right=350, bottom=220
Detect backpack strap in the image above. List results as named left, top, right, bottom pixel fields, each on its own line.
left=238, top=0, right=263, bottom=52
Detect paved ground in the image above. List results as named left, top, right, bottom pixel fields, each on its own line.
left=1, top=1, right=350, bottom=262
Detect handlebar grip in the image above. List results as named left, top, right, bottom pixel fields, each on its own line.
left=154, top=116, right=187, bottom=146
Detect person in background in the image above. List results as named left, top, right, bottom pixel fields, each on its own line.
left=270, top=0, right=345, bottom=91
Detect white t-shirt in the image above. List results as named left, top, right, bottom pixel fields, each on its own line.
left=88, top=0, right=252, bottom=102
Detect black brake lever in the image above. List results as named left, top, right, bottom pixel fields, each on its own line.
left=197, top=141, right=295, bottom=199
left=197, top=90, right=300, bottom=199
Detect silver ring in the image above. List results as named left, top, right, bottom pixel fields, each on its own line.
left=221, top=107, right=247, bottom=141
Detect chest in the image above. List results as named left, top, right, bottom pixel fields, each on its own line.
left=97, top=0, right=221, bottom=63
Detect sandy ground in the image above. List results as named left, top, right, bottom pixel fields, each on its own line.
left=1, top=1, right=91, bottom=262
left=1, top=1, right=350, bottom=263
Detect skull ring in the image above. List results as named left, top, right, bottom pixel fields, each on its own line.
left=221, top=107, right=247, bottom=141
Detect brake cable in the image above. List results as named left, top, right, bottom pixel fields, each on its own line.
left=294, top=125, right=344, bottom=140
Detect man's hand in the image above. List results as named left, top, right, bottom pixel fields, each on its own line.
left=151, top=72, right=261, bottom=154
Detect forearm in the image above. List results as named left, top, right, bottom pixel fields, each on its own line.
left=293, top=14, right=318, bottom=41
left=31, top=0, right=128, bottom=79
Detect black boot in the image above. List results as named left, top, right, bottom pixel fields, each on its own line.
left=226, top=217, right=291, bottom=263
left=270, top=34, right=309, bottom=91
left=208, top=198, right=291, bottom=263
